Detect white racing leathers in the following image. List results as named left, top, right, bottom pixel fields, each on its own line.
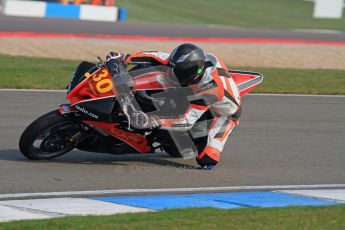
left=126, top=51, right=241, bottom=165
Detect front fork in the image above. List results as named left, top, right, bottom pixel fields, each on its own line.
left=58, top=104, right=86, bottom=145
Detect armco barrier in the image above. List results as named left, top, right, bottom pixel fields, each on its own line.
left=3, top=0, right=126, bottom=22
left=45, top=3, right=80, bottom=19
left=118, top=7, right=128, bottom=21
left=3, top=0, right=46, bottom=18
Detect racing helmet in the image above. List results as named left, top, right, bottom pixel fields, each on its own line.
left=169, top=43, right=206, bottom=85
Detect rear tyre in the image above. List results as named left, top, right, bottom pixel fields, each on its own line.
left=19, top=110, right=80, bottom=160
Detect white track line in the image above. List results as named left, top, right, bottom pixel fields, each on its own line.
left=0, top=198, right=151, bottom=222
left=1, top=184, right=345, bottom=199
left=1, top=89, right=344, bottom=97
left=277, top=189, right=345, bottom=202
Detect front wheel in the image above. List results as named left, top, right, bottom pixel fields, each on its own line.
left=19, top=110, right=81, bottom=160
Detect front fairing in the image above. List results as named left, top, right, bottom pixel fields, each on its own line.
left=64, top=65, right=176, bottom=121
left=66, top=65, right=175, bottom=103
left=66, top=66, right=116, bottom=105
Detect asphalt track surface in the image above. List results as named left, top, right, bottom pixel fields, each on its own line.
left=0, top=15, right=345, bottom=196
left=1, top=14, right=345, bottom=41
left=0, top=90, right=344, bottom=195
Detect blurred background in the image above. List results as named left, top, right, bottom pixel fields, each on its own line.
left=29, top=0, right=115, bottom=6
left=1, top=0, right=345, bottom=28
left=0, top=0, right=344, bottom=93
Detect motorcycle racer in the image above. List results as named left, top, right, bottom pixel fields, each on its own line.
left=106, top=44, right=241, bottom=169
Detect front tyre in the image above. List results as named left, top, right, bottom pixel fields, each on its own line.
left=19, top=110, right=80, bottom=160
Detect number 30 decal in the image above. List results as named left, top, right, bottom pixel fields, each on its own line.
left=92, top=69, right=113, bottom=94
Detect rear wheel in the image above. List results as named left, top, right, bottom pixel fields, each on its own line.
left=19, top=110, right=81, bottom=160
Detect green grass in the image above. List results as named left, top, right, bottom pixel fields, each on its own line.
left=248, top=67, right=345, bottom=95
left=0, top=55, right=79, bottom=89
left=116, top=0, right=345, bottom=31
left=0, top=54, right=345, bottom=94
left=1, top=206, right=345, bottom=230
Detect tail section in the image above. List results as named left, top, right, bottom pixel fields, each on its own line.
left=229, top=70, right=263, bottom=96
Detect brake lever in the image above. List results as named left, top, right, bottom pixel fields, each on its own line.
left=97, top=56, right=106, bottom=67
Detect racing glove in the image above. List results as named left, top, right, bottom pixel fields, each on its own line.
left=105, top=52, right=127, bottom=76
left=133, top=112, right=161, bottom=129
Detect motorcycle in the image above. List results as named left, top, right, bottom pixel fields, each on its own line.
left=19, top=59, right=263, bottom=164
